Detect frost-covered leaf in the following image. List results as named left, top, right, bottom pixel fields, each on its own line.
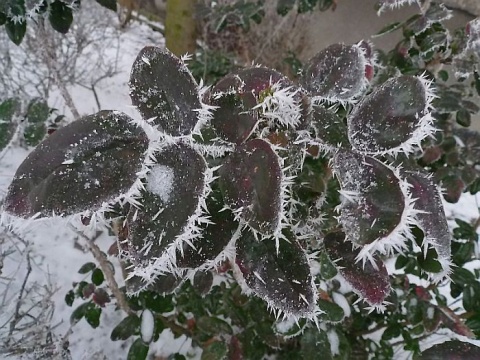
left=324, top=231, right=390, bottom=306
left=209, top=67, right=309, bottom=144
left=301, top=43, right=368, bottom=102
left=348, top=75, right=435, bottom=155
left=234, top=230, right=315, bottom=317
left=5, top=18, right=26, bottom=45
left=310, top=105, right=349, bottom=149
left=126, top=143, right=207, bottom=271
left=219, top=139, right=282, bottom=235
left=176, top=196, right=237, bottom=269
left=24, top=98, right=49, bottom=146
left=4, top=110, right=148, bottom=218
left=129, top=46, right=201, bottom=136
left=193, top=270, right=214, bottom=296
left=49, top=0, right=73, bottom=34
left=403, top=170, right=451, bottom=280
left=0, top=98, right=20, bottom=151
left=416, top=340, right=480, bottom=359
left=126, top=272, right=181, bottom=295
left=332, top=150, right=410, bottom=255
left=111, top=315, right=140, bottom=341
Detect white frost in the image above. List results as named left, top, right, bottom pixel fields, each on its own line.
left=146, top=164, right=175, bottom=203
left=141, top=309, right=155, bottom=344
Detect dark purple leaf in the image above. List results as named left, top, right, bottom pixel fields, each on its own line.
left=235, top=230, right=315, bottom=317
left=126, top=271, right=181, bottom=295
left=192, top=270, right=214, bottom=296
left=417, top=341, right=480, bottom=360
left=403, top=170, right=451, bottom=277
left=348, top=75, right=432, bottom=155
left=310, top=105, right=349, bottom=148
left=4, top=110, right=148, bottom=218
left=208, top=67, right=310, bottom=144
left=219, top=139, right=282, bottom=235
left=333, top=150, right=405, bottom=246
left=129, top=46, right=201, bottom=136
left=176, top=197, right=237, bottom=269
left=301, top=43, right=367, bottom=102
left=126, top=143, right=207, bottom=266
left=324, top=231, right=390, bottom=306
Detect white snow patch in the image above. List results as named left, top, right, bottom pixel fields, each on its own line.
left=146, top=164, right=175, bottom=203
left=141, top=309, right=155, bottom=344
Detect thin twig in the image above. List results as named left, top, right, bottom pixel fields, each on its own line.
left=7, top=251, right=32, bottom=342
left=68, top=226, right=133, bottom=316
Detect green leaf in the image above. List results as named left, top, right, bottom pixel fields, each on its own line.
left=70, top=302, right=90, bottom=325
left=95, top=0, right=117, bottom=11
left=0, top=98, right=20, bottom=151
left=196, top=316, right=233, bottom=336
left=276, top=0, right=295, bottom=16
left=451, top=267, right=476, bottom=287
left=193, top=271, right=214, bottom=296
left=91, top=268, right=104, bottom=286
left=0, top=12, right=7, bottom=26
left=319, top=252, right=337, bottom=280
left=23, top=123, right=47, bottom=146
left=317, top=298, right=344, bottom=322
left=111, top=315, right=141, bottom=341
left=85, top=304, right=101, bottom=328
left=65, top=290, right=75, bottom=307
left=49, top=0, right=73, bottom=34
left=474, top=71, right=480, bottom=96
left=26, top=99, right=50, bottom=123
left=127, top=338, right=149, bottom=360
left=78, top=262, right=96, bottom=274
left=201, top=341, right=228, bottom=360
left=375, top=21, right=403, bottom=36
left=456, top=108, right=471, bottom=127
left=417, top=248, right=443, bottom=273
left=5, top=19, right=26, bottom=45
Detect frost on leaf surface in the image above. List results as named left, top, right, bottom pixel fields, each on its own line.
left=301, top=43, right=367, bottom=102
left=208, top=66, right=309, bottom=144
left=219, top=138, right=282, bottom=235
left=417, top=340, right=480, bottom=359
left=403, top=170, right=451, bottom=280
left=324, top=232, right=390, bottom=306
left=234, top=230, right=316, bottom=317
left=333, top=150, right=406, bottom=247
left=348, top=75, right=435, bottom=155
left=129, top=46, right=201, bottom=136
left=376, top=0, right=418, bottom=14
left=4, top=110, right=148, bottom=218
left=176, top=195, right=237, bottom=269
left=0, top=98, right=20, bottom=151
left=126, top=143, right=207, bottom=268
left=310, top=105, right=349, bottom=149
